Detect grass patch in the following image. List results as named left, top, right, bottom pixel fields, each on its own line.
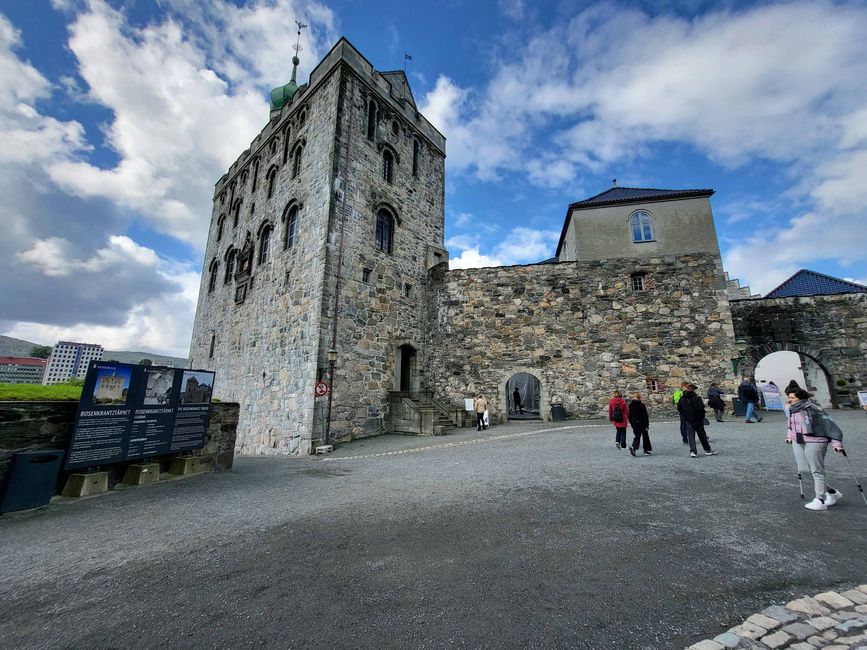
left=0, top=383, right=82, bottom=401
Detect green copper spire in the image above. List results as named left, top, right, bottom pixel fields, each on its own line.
left=269, top=21, right=307, bottom=114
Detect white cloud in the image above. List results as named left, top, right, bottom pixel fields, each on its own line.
left=449, top=247, right=503, bottom=270
left=447, top=227, right=559, bottom=269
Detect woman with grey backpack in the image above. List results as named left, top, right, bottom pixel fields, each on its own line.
left=785, top=388, right=844, bottom=511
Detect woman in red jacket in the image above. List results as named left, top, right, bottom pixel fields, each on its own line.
left=609, top=390, right=629, bottom=449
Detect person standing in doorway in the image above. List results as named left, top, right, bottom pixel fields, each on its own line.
left=673, top=380, right=691, bottom=444
left=786, top=387, right=844, bottom=511
left=738, top=376, right=763, bottom=423
left=512, top=387, right=523, bottom=414
left=474, top=394, right=488, bottom=431
left=609, top=390, right=629, bottom=449
left=677, top=383, right=717, bottom=458
left=627, top=393, right=652, bottom=456
left=707, top=383, right=726, bottom=422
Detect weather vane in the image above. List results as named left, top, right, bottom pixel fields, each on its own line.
left=293, top=20, right=308, bottom=56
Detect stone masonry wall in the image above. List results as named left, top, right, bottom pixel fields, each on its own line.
left=316, top=66, right=446, bottom=445
left=730, top=293, right=867, bottom=405
left=0, top=402, right=239, bottom=498
left=426, top=254, right=738, bottom=422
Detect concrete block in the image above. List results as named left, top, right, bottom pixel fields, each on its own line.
left=62, top=472, right=108, bottom=497
left=169, top=456, right=202, bottom=475
left=315, top=445, right=333, bottom=454
left=121, top=463, right=160, bottom=486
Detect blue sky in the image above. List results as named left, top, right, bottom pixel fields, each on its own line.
left=1, top=0, right=866, bottom=357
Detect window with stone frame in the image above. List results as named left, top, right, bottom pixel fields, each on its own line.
left=375, top=209, right=395, bottom=253
left=391, top=120, right=399, bottom=136
left=631, top=272, right=648, bottom=291
left=282, top=127, right=291, bottom=163
left=292, top=144, right=303, bottom=179
left=240, top=169, right=248, bottom=187
left=231, top=199, right=242, bottom=228
left=208, top=258, right=219, bottom=293
left=362, top=268, right=371, bottom=283
left=216, top=214, right=226, bottom=241
left=258, top=223, right=272, bottom=265
left=412, top=140, right=420, bottom=177
left=208, top=333, right=216, bottom=358
left=269, top=136, right=278, bottom=156
left=382, top=149, right=394, bottom=183
left=283, top=204, right=299, bottom=249
left=630, top=210, right=654, bottom=242
left=404, top=283, right=412, bottom=297
left=251, top=157, right=260, bottom=190
left=224, top=248, right=236, bottom=284
left=366, top=100, right=377, bottom=140
left=266, top=165, right=278, bottom=199
left=298, top=108, right=307, bottom=127
left=645, top=377, right=662, bottom=393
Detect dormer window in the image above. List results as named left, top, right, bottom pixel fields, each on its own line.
left=630, top=210, right=654, bottom=242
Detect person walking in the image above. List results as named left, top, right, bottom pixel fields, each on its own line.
left=627, top=393, right=652, bottom=456
left=786, top=387, right=844, bottom=511
left=474, top=394, right=488, bottom=431
left=677, top=383, right=717, bottom=458
left=673, top=380, right=691, bottom=444
left=707, top=383, right=726, bottom=422
left=609, top=390, right=629, bottom=449
left=738, top=376, right=763, bottom=423
left=512, top=387, right=523, bottom=414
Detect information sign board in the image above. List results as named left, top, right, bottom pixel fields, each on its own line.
left=66, top=361, right=215, bottom=470
left=760, top=384, right=785, bottom=411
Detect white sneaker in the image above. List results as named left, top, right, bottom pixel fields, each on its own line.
left=824, top=491, right=843, bottom=506
left=805, top=498, right=828, bottom=511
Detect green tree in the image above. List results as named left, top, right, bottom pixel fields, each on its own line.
left=139, top=358, right=153, bottom=366
left=30, top=345, right=52, bottom=358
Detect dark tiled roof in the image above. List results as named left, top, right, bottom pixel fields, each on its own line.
left=568, top=187, right=714, bottom=209
left=556, top=186, right=714, bottom=256
left=764, top=269, right=867, bottom=298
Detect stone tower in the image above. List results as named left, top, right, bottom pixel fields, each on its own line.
left=189, top=38, right=447, bottom=455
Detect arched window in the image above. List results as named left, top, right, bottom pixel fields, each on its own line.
left=251, top=157, right=260, bottom=190
left=630, top=211, right=654, bottom=242
left=366, top=100, right=377, bottom=140
left=292, top=144, right=303, bottom=178
left=208, top=259, right=219, bottom=293
left=382, top=150, right=394, bottom=183
left=208, top=332, right=216, bottom=358
left=258, top=224, right=272, bottom=265
left=224, top=248, right=236, bottom=284
left=298, top=109, right=307, bottom=127
left=266, top=165, right=278, bottom=199
left=412, top=140, right=420, bottom=177
left=216, top=215, right=226, bottom=241
left=240, top=169, right=248, bottom=187
left=284, top=205, right=299, bottom=250
left=282, top=127, right=291, bottom=163
left=231, top=200, right=242, bottom=228
left=269, top=137, right=278, bottom=156
left=375, top=208, right=394, bottom=253
left=391, top=120, right=399, bottom=136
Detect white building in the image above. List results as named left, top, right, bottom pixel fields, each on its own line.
left=42, top=341, right=103, bottom=385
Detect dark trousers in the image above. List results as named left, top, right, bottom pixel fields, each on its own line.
left=687, top=420, right=712, bottom=453
left=713, top=408, right=724, bottom=422
left=615, top=426, right=627, bottom=448
left=631, top=428, right=652, bottom=452
left=476, top=412, right=486, bottom=430
left=679, top=413, right=693, bottom=443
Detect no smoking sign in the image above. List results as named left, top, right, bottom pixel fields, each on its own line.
left=314, top=381, right=330, bottom=397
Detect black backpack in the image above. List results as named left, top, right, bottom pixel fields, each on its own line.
left=612, top=405, right=623, bottom=421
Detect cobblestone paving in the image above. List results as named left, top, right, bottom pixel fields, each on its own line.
left=688, top=586, right=867, bottom=649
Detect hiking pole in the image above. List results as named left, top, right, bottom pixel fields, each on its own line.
left=797, top=473, right=805, bottom=500
left=840, top=450, right=867, bottom=507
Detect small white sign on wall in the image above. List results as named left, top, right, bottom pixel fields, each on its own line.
left=858, top=391, right=867, bottom=407
left=465, top=398, right=474, bottom=412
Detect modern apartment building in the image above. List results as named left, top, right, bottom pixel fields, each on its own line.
left=0, top=357, right=47, bottom=384
left=42, top=341, right=103, bottom=385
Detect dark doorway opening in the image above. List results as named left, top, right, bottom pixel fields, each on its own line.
left=399, top=345, right=416, bottom=392
left=507, top=372, right=542, bottom=420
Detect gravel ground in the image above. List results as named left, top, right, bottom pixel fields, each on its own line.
left=1, top=410, right=865, bottom=649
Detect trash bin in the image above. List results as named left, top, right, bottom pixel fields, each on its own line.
left=551, top=405, right=566, bottom=421
left=731, top=398, right=747, bottom=417
left=0, top=450, right=65, bottom=514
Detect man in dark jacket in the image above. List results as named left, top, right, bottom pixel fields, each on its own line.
left=738, top=377, right=763, bottom=423
left=707, top=383, right=726, bottom=422
left=677, top=383, right=717, bottom=458
left=627, top=393, right=652, bottom=456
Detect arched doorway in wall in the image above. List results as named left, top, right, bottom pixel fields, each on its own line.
left=506, top=372, right=542, bottom=420
left=754, top=350, right=833, bottom=408
left=396, top=344, right=418, bottom=393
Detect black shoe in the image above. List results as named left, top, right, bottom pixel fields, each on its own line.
left=757, top=417, right=763, bottom=422
left=629, top=447, right=636, bottom=457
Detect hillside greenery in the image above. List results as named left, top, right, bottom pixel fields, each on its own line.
left=0, top=382, right=82, bottom=401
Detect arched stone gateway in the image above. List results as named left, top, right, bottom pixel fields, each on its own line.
left=506, top=372, right=542, bottom=420
left=754, top=349, right=833, bottom=408
left=500, top=367, right=548, bottom=421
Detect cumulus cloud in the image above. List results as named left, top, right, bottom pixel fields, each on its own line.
left=448, top=227, right=559, bottom=269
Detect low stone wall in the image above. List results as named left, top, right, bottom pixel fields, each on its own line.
left=0, top=401, right=239, bottom=499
